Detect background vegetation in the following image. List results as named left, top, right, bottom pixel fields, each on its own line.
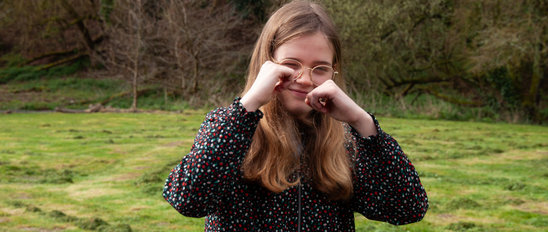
left=0, top=0, right=546, bottom=123
left=0, top=1, right=547, bottom=231
left=0, top=112, right=546, bottom=231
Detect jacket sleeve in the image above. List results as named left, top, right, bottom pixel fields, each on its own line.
left=162, top=98, right=263, bottom=217
left=349, top=115, right=428, bottom=225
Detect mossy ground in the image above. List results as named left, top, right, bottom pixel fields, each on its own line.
left=0, top=112, right=546, bottom=231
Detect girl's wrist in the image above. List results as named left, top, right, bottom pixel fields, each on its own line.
left=240, top=94, right=260, bottom=112
left=349, top=109, right=377, bottom=137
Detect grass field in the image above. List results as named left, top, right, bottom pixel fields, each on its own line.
left=0, top=112, right=546, bottom=231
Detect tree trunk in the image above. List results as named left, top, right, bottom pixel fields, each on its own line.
left=131, top=72, right=137, bottom=111
left=37, top=53, right=87, bottom=71
left=130, top=0, right=142, bottom=112
left=59, top=0, right=96, bottom=51
left=192, top=53, right=199, bottom=94
left=423, top=88, right=485, bottom=107
left=164, top=86, right=168, bottom=106
left=524, top=45, right=542, bottom=122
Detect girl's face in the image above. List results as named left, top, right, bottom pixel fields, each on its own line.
left=273, top=32, right=334, bottom=119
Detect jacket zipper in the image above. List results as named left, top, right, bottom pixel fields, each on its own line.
left=298, top=181, right=302, bottom=232
left=297, top=135, right=304, bottom=232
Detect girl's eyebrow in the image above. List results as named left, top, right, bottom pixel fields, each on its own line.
left=283, top=57, right=332, bottom=66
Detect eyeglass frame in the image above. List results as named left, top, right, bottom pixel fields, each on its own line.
left=274, top=58, right=338, bottom=85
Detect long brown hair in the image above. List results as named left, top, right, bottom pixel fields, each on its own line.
left=241, top=0, right=353, bottom=200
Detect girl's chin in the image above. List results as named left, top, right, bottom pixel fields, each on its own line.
left=284, top=102, right=313, bottom=119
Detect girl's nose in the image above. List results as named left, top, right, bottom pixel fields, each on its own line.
left=295, top=68, right=314, bottom=85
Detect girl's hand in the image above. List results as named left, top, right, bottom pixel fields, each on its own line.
left=241, top=61, right=294, bottom=111
left=305, top=80, right=377, bottom=137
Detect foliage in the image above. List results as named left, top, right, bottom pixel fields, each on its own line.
left=0, top=0, right=103, bottom=62
left=320, top=0, right=547, bottom=123
left=99, top=0, right=114, bottom=23
left=0, top=0, right=546, bottom=123
left=229, top=0, right=272, bottom=21
left=0, top=113, right=546, bottom=231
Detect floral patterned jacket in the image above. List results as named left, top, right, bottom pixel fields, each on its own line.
left=163, top=98, right=428, bottom=231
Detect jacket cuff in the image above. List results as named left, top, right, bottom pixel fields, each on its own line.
left=349, top=113, right=389, bottom=152
left=231, top=97, right=264, bottom=120
left=212, top=97, right=263, bottom=140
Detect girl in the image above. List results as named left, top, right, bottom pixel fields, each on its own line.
left=163, top=1, right=428, bottom=231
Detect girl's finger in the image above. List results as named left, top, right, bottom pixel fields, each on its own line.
left=307, top=94, right=327, bottom=113
left=274, top=79, right=283, bottom=88
left=313, top=96, right=326, bottom=111
left=318, top=97, right=327, bottom=107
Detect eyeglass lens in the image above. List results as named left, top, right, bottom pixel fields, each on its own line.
left=278, top=59, right=334, bottom=84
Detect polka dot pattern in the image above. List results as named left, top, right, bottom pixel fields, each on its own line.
left=163, top=98, right=428, bottom=231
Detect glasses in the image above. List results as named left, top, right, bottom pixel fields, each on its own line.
left=275, top=58, right=338, bottom=85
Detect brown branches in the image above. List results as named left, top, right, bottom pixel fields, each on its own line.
left=421, top=88, right=485, bottom=107
left=383, top=76, right=449, bottom=91
left=59, top=0, right=96, bottom=51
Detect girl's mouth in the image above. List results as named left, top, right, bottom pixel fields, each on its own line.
left=289, top=88, right=309, bottom=98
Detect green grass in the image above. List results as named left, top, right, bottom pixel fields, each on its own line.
left=0, top=112, right=546, bottom=231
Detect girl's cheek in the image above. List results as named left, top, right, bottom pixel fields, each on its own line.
left=274, top=80, right=289, bottom=92
left=280, top=80, right=292, bottom=88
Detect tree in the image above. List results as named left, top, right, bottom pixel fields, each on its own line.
left=0, top=0, right=104, bottom=69
left=321, top=0, right=547, bottom=122
left=104, top=0, right=152, bottom=111
left=460, top=0, right=547, bottom=122
left=158, top=0, right=260, bottom=104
